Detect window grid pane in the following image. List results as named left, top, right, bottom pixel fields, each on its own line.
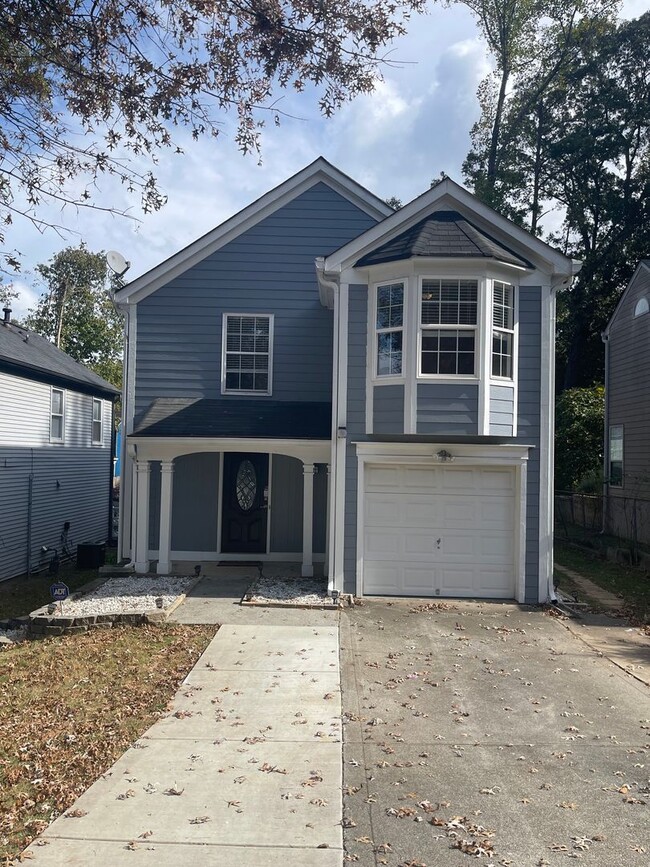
left=224, top=315, right=271, bottom=392
left=376, top=283, right=404, bottom=330
left=491, top=330, right=513, bottom=378
left=421, top=329, right=475, bottom=375
left=609, top=426, right=623, bottom=487
left=421, top=279, right=478, bottom=325
left=493, top=281, right=514, bottom=330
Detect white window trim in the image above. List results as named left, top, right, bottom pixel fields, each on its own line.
left=608, top=424, right=624, bottom=488
left=491, top=281, right=517, bottom=381
left=371, top=279, right=407, bottom=383
left=416, top=275, right=482, bottom=382
left=221, top=312, right=274, bottom=396
left=91, top=397, right=103, bottom=444
left=50, top=387, right=65, bottom=443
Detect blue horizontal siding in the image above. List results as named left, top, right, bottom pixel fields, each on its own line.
left=135, top=183, right=378, bottom=418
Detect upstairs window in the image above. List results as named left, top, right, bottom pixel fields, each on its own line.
left=51, top=388, right=64, bottom=442
left=420, top=279, right=478, bottom=376
left=92, top=398, right=103, bottom=444
left=222, top=314, right=273, bottom=394
left=375, top=282, right=404, bottom=376
left=492, top=281, right=515, bottom=379
left=609, top=425, right=623, bottom=487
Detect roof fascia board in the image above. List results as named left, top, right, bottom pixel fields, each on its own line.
left=604, top=260, right=650, bottom=336
left=116, top=159, right=392, bottom=305
left=325, top=178, right=575, bottom=277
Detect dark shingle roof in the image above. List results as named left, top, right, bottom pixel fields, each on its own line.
left=0, top=320, right=119, bottom=396
left=355, top=210, right=532, bottom=268
left=133, top=399, right=331, bottom=439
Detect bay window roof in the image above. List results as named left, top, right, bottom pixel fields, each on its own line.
left=355, top=210, right=532, bottom=269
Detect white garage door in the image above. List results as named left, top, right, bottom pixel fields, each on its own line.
left=363, top=463, right=516, bottom=598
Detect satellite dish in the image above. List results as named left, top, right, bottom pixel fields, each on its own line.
left=106, top=250, right=131, bottom=277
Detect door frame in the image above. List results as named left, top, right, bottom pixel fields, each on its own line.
left=354, top=442, right=531, bottom=602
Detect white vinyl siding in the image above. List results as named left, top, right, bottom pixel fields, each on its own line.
left=221, top=314, right=273, bottom=395
left=50, top=388, right=64, bottom=442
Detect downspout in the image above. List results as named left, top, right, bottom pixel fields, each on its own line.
left=114, top=299, right=129, bottom=562
left=108, top=396, right=116, bottom=544
left=601, top=331, right=610, bottom=535
left=26, top=452, right=34, bottom=576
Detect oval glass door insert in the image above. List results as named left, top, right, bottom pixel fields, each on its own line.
left=236, top=459, right=257, bottom=511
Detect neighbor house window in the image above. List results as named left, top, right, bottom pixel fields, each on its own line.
left=420, top=279, right=478, bottom=376
left=609, top=425, right=623, bottom=487
left=634, top=297, right=649, bottom=317
left=92, top=398, right=103, bottom=444
left=492, top=281, right=515, bottom=378
left=375, top=282, right=404, bottom=376
left=51, top=388, right=64, bottom=442
left=222, top=314, right=273, bottom=394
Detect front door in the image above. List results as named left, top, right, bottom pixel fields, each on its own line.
left=221, top=453, right=269, bottom=554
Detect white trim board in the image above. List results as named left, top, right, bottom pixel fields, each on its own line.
left=114, top=158, right=392, bottom=304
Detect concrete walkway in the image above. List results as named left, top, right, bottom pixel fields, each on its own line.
left=24, top=623, right=343, bottom=866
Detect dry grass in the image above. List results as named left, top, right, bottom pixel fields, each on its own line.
left=0, top=623, right=215, bottom=862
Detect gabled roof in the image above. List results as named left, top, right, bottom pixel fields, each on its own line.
left=356, top=210, right=532, bottom=268
left=133, top=398, right=331, bottom=439
left=115, top=157, right=393, bottom=304
left=604, top=260, right=650, bottom=336
left=0, top=320, right=119, bottom=397
left=325, top=176, right=579, bottom=278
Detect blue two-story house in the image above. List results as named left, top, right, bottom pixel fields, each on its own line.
left=114, top=159, right=578, bottom=604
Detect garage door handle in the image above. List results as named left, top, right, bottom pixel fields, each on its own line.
left=436, top=538, right=441, bottom=549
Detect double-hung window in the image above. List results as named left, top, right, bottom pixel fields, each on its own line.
left=492, top=281, right=515, bottom=378
left=609, top=425, right=623, bottom=487
left=51, top=388, right=64, bottom=442
left=420, top=279, right=478, bottom=376
left=92, top=398, right=103, bottom=444
left=222, top=314, right=273, bottom=394
left=375, top=282, right=404, bottom=377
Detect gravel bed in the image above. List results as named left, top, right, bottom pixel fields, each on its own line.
left=47, top=575, right=195, bottom=616
left=244, top=575, right=335, bottom=606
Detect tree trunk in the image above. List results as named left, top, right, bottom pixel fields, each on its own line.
left=55, top=280, right=67, bottom=348
left=487, top=64, right=510, bottom=186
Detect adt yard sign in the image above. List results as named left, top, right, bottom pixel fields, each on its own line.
left=50, top=582, right=69, bottom=602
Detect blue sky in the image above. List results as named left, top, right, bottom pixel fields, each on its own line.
left=7, top=0, right=649, bottom=317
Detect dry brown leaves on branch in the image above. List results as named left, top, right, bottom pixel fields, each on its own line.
left=0, top=623, right=215, bottom=861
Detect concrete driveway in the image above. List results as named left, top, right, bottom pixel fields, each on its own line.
left=340, top=599, right=650, bottom=866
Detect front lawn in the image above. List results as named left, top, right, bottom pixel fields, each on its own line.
left=0, top=623, right=215, bottom=861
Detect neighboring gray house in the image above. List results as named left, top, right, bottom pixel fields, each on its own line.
left=603, top=261, right=650, bottom=545
left=0, top=312, right=119, bottom=582
left=115, top=159, right=578, bottom=603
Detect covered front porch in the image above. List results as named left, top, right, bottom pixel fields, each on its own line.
left=124, top=436, right=331, bottom=579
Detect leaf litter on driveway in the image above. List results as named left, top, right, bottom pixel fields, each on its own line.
left=340, top=599, right=649, bottom=866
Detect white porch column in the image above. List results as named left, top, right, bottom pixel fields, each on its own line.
left=157, top=460, right=175, bottom=575
left=302, top=463, right=316, bottom=578
left=324, top=464, right=331, bottom=580
left=134, top=460, right=151, bottom=572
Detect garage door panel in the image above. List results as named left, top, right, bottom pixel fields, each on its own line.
left=363, top=463, right=516, bottom=599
